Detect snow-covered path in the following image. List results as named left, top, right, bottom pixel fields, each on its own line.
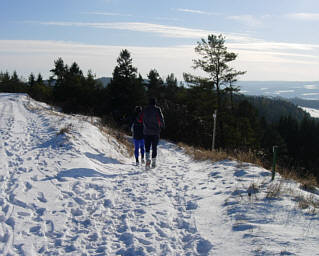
left=1, top=93, right=319, bottom=255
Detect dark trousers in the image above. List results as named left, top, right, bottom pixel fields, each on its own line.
left=144, top=134, right=159, bottom=158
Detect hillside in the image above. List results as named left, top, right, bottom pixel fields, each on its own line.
left=0, top=93, right=319, bottom=255
left=96, top=77, right=112, bottom=87
left=234, top=94, right=310, bottom=123
left=287, top=98, right=319, bottom=110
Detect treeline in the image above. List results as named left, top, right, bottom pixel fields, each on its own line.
left=236, top=95, right=309, bottom=123
left=0, top=34, right=318, bottom=181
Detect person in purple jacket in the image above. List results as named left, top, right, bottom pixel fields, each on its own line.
left=141, top=98, right=165, bottom=168
left=131, top=106, right=145, bottom=165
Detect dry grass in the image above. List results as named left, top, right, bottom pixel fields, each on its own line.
left=277, top=166, right=318, bottom=190
left=57, top=123, right=73, bottom=135
left=179, top=143, right=264, bottom=167
left=178, top=143, right=232, bottom=162
left=296, top=194, right=319, bottom=211
left=231, top=149, right=264, bottom=167
left=265, top=182, right=282, bottom=199
left=99, top=126, right=134, bottom=157
left=247, top=182, right=260, bottom=196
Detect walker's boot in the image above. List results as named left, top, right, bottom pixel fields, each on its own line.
left=145, top=159, right=151, bottom=169
left=151, top=158, right=156, bottom=168
left=145, top=153, right=151, bottom=169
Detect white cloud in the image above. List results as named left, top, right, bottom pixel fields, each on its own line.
left=302, top=93, right=319, bottom=96
left=4, top=17, right=319, bottom=82
left=0, top=40, right=196, bottom=80
left=36, top=21, right=213, bottom=38
left=154, top=17, right=181, bottom=22
left=30, top=20, right=259, bottom=43
left=176, top=8, right=219, bottom=16
left=304, top=84, right=319, bottom=90
left=227, top=15, right=262, bottom=27
left=274, top=90, right=295, bottom=94
left=286, top=13, right=319, bottom=21
left=82, top=11, right=132, bottom=17
left=229, top=41, right=319, bottom=52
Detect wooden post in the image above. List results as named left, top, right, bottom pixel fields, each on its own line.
left=271, top=146, right=278, bottom=181
left=212, top=110, right=217, bottom=151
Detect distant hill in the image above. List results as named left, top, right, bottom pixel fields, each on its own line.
left=285, top=97, right=319, bottom=109
left=237, top=80, right=319, bottom=101
left=234, top=94, right=310, bottom=124
left=96, top=77, right=111, bottom=87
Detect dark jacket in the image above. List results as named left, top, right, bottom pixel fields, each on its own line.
left=142, top=105, right=165, bottom=136
left=131, top=113, right=144, bottom=140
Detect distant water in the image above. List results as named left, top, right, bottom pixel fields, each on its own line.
left=237, top=81, right=319, bottom=100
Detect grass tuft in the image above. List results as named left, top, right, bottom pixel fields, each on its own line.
left=265, top=182, right=282, bottom=199
left=57, top=124, right=73, bottom=135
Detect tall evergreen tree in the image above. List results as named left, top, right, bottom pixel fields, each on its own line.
left=147, top=69, right=163, bottom=99
left=106, top=49, right=146, bottom=125
left=50, top=58, right=68, bottom=102
left=184, top=34, right=246, bottom=147
left=0, top=71, right=12, bottom=92
left=36, top=73, right=44, bottom=84
left=113, top=49, right=137, bottom=81
left=28, top=73, right=36, bottom=87
left=50, top=58, right=67, bottom=84
left=164, top=73, right=178, bottom=101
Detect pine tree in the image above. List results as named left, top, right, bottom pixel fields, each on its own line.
left=147, top=69, right=163, bottom=99
left=113, top=49, right=137, bottom=81
left=106, top=49, right=146, bottom=126
left=184, top=34, right=246, bottom=147
left=28, top=73, right=36, bottom=87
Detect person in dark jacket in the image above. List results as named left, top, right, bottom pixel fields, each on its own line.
left=131, top=106, right=145, bottom=165
left=142, top=98, right=165, bottom=168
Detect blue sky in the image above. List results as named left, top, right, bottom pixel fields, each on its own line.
left=1, top=0, right=319, bottom=81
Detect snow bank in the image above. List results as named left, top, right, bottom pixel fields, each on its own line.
left=300, top=106, right=319, bottom=118
left=0, top=93, right=319, bottom=255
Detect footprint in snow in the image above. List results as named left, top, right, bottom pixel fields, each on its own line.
left=29, top=225, right=42, bottom=236
left=37, top=192, right=47, bottom=203
left=71, top=208, right=83, bottom=216
left=232, top=223, right=254, bottom=232
left=5, top=149, right=13, bottom=157
left=234, top=169, right=248, bottom=177
left=196, top=238, right=213, bottom=255
left=24, top=182, right=32, bottom=192
left=45, top=220, right=54, bottom=235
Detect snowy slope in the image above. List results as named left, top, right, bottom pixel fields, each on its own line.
left=1, top=93, right=319, bottom=256
left=300, top=106, right=319, bottom=118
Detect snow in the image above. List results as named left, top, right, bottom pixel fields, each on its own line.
left=300, top=106, right=319, bottom=118
left=1, top=93, right=319, bottom=255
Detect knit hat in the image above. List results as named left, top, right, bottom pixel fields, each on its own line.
left=135, top=106, right=142, bottom=113
left=149, top=98, right=156, bottom=106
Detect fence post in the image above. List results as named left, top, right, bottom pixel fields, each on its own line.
left=211, top=110, right=217, bottom=151
left=271, top=146, right=278, bottom=181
